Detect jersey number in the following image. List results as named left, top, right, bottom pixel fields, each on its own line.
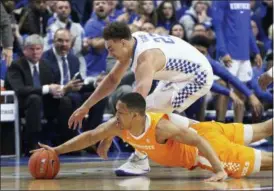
left=149, top=34, right=175, bottom=44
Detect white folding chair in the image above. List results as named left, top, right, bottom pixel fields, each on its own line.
left=0, top=91, right=20, bottom=158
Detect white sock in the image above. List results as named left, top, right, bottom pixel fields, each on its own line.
left=135, top=150, right=147, bottom=159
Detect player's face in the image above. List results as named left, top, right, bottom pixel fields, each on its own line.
left=171, top=24, right=184, bottom=39
left=105, top=40, right=128, bottom=60
left=115, top=101, right=133, bottom=129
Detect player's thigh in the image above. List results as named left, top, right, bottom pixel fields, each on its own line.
left=145, top=81, right=176, bottom=113
left=213, top=123, right=253, bottom=146
left=172, top=80, right=212, bottom=113
left=219, top=144, right=261, bottom=178
left=237, top=60, right=253, bottom=82
left=198, top=141, right=259, bottom=178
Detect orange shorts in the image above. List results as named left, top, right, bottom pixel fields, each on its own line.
left=191, top=122, right=260, bottom=178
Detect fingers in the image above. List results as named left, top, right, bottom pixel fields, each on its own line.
left=29, top=148, right=44, bottom=154
left=204, top=176, right=223, bottom=182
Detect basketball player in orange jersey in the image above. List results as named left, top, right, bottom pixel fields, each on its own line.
left=32, top=93, right=273, bottom=181
left=68, top=21, right=214, bottom=176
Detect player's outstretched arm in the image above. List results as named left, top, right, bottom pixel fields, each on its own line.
left=68, top=61, right=130, bottom=129
left=156, top=119, right=227, bottom=182
left=82, top=60, right=130, bottom=109
left=31, top=118, right=121, bottom=156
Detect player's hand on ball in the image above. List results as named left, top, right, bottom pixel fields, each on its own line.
left=68, top=106, right=89, bottom=130
left=204, top=171, right=227, bottom=182
left=29, top=142, right=58, bottom=155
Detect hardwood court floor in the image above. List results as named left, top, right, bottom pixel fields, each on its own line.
left=1, top=155, right=273, bottom=190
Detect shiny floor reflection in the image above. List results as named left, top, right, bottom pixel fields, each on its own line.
left=1, top=156, right=273, bottom=190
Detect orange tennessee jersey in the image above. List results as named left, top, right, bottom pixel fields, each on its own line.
left=121, top=112, right=197, bottom=169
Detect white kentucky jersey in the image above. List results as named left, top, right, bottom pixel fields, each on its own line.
left=131, top=31, right=213, bottom=82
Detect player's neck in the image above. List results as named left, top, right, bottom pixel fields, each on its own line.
left=129, top=116, right=147, bottom=137
left=128, top=38, right=136, bottom=58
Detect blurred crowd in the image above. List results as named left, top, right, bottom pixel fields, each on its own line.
left=0, top=0, right=273, bottom=155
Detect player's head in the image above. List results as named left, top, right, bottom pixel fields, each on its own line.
left=103, top=22, right=133, bottom=60
left=115, top=93, right=146, bottom=129
left=189, top=35, right=212, bottom=56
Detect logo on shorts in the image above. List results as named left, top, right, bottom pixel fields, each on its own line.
left=241, top=162, right=250, bottom=176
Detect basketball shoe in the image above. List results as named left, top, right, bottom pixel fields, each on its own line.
left=115, top=153, right=150, bottom=176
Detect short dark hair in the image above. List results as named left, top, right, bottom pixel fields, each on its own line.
left=103, top=22, right=132, bottom=40
left=53, top=28, right=71, bottom=40
left=189, top=35, right=212, bottom=49
left=119, top=93, right=146, bottom=116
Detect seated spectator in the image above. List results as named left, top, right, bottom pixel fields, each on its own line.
left=0, top=0, right=15, bottom=66
left=154, top=26, right=169, bottom=35
left=44, top=0, right=86, bottom=78
left=90, top=0, right=123, bottom=22
left=13, top=0, right=52, bottom=37
left=83, top=0, right=110, bottom=77
left=267, top=24, right=273, bottom=53
left=156, top=0, right=177, bottom=31
left=4, top=34, right=74, bottom=155
left=137, top=0, right=158, bottom=26
left=250, top=1, right=272, bottom=54
left=251, top=20, right=266, bottom=57
left=42, top=28, right=107, bottom=132
left=192, top=23, right=216, bottom=58
left=140, top=22, right=156, bottom=33
left=117, top=0, right=140, bottom=24
left=179, top=1, right=212, bottom=40
left=107, top=0, right=124, bottom=22
left=169, top=23, right=185, bottom=40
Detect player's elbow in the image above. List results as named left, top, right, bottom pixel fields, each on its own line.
left=134, top=82, right=151, bottom=98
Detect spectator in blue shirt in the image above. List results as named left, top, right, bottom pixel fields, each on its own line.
left=179, top=1, right=212, bottom=40
left=90, top=0, right=123, bottom=22
left=138, top=0, right=158, bottom=27
left=116, top=0, right=139, bottom=24
left=156, top=0, right=177, bottom=31
left=211, top=0, right=263, bottom=122
left=83, top=0, right=110, bottom=77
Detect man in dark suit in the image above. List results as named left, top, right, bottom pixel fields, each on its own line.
left=5, top=34, right=74, bottom=154
left=42, top=28, right=107, bottom=132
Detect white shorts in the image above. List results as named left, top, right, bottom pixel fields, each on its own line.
left=227, top=59, right=253, bottom=82
left=146, top=73, right=213, bottom=113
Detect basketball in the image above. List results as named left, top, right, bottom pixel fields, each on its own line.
left=28, top=149, right=60, bottom=179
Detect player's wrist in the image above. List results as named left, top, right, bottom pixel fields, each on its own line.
left=54, top=146, right=63, bottom=155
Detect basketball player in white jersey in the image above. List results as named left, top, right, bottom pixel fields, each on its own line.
left=68, top=22, right=214, bottom=176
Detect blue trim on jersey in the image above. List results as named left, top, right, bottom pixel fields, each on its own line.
left=130, top=37, right=138, bottom=67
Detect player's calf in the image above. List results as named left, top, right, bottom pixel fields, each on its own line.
left=260, top=151, right=273, bottom=171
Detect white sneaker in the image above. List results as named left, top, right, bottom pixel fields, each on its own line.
left=115, top=153, right=150, bottom=176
